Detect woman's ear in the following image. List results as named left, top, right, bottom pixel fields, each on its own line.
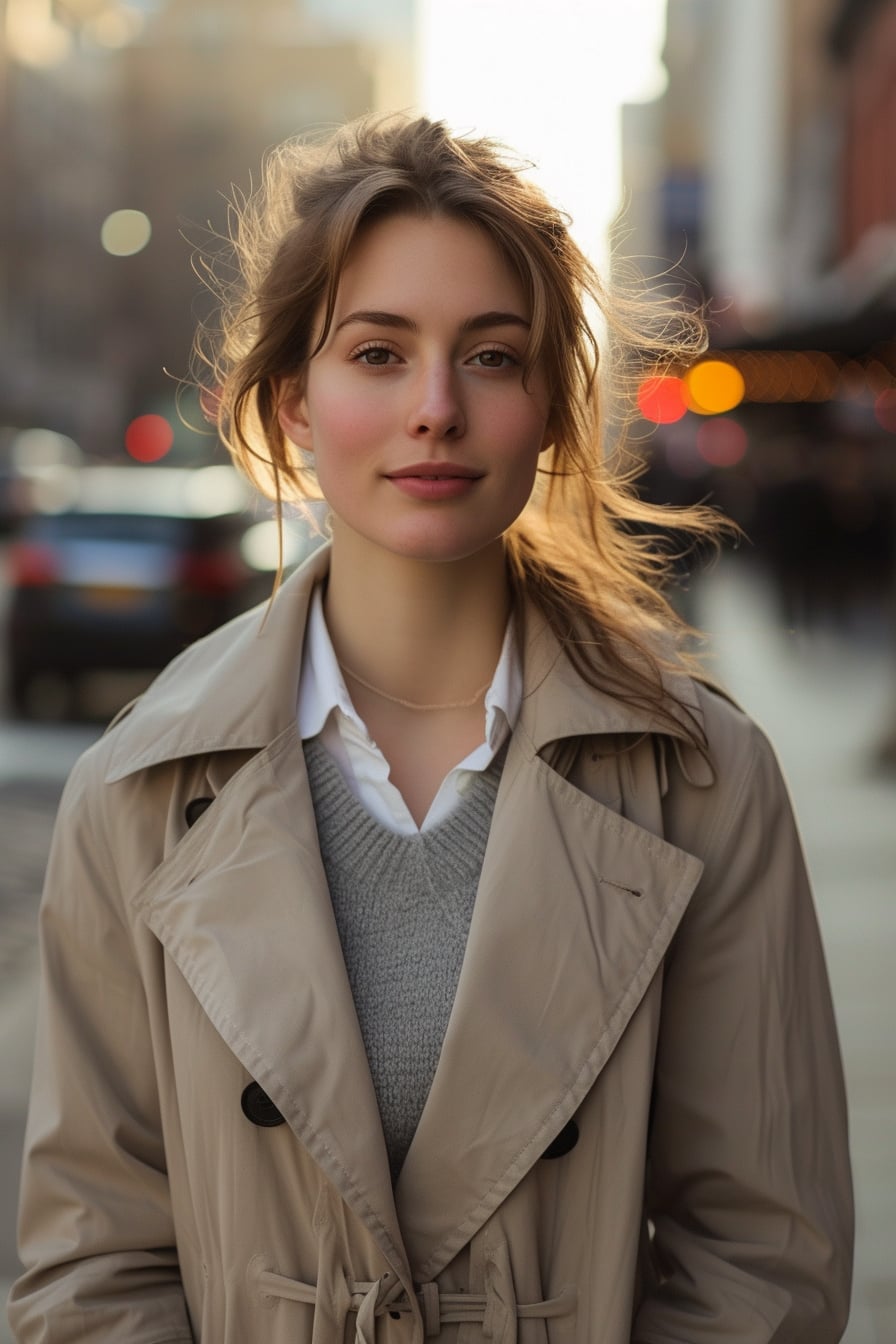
left=277, top=382, right=313, bottom=451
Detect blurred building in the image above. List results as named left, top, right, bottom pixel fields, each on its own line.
left=0, top=0, right=127, bottom=453
left=623, top=0, right=896, bottom=349
left=0, top=0, right=414, bottom=462
left=621, top=0, right=896, bottom=620
left=832, top=0, right=896, bottom=279
left=622, top=0, right=842, bottom=332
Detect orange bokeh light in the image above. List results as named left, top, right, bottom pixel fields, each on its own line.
left=125, top=414, right=174, bottom=462
left=685, top=360, right=746, bottom=415
left=637, top=375, right=688, bottom=424
left=837, top=362, right=867, bottom=399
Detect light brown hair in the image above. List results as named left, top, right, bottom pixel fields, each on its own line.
left=195, top=113, right=728, bottom=745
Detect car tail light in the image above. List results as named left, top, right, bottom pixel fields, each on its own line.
left=7, top=541, right=59, bottom=586
left=179, top=550, right=244, bottom=595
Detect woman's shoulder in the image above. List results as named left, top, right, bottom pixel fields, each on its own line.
left=659, top=673, right=799, bottom=874
left=690, top=675, right=780, bottom=781
left=655, top=667, right=786, bottom=806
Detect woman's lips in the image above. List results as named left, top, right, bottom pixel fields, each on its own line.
left=385, top=463, right=483, bottom=501
left=387, top=475, right=480, bottom=500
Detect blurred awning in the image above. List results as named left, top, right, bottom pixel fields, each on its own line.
left=719, top=234, right=896, bottom=356
left=730, top=294, right=896, bottom=356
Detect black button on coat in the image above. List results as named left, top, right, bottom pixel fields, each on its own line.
left=241, top=1082, right=286, bottom=1128
left=184, top=797, right=214, bottom=828
left=541, top=1119, right=579, bottom=1160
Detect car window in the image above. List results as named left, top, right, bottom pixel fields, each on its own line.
left=29, top=514, right=194, bottom=546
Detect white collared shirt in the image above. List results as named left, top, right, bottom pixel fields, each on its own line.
left=297, top=584, right=520, bottom=835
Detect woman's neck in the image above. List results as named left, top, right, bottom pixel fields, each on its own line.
left=323, top=537, right=511, bottom=706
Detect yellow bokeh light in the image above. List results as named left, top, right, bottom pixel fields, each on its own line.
left=5, top=0, right=71, bottom=69
left=101, top=210, right=152, bottom=257
left=685, top=360, right=746, bottom=415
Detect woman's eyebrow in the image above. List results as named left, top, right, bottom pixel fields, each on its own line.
left=462, top=310, right=531, bottom=333
left=334, top=309, right=531, bottom=334
left=335, top=310, right=414, bottom=333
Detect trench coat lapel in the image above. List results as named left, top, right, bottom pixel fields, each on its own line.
left=394, top=624, right=706, bottom=1283
left=131, top=726, right=409, bottom=1283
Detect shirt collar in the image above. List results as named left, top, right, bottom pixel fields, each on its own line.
left=484, top=617, right=521, bottom=748
left=297, top=582, right=360, bottom=740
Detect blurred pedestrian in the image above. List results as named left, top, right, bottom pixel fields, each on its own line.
left=8, top=114, right=853, bottom=1343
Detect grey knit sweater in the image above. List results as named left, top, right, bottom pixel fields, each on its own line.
left=303, top=735, right=504, bottom=1179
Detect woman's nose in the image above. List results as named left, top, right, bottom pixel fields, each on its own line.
left=407, top=364, right=466, bottom=439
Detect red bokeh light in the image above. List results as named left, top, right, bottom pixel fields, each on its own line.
left=199, top=386, right=222, bottom=424
left=696, top=417, right=748, bottom=467
left=125, top=414, right=174, bottom=462
left=637, top=375, right=688, bottom=425
left=874, top=389, right=896, bottom=433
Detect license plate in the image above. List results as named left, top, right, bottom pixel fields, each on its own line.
left=79, top=585, right=147, bottom=611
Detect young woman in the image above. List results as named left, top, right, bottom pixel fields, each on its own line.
left=9, top=115, right=853, bottom=1343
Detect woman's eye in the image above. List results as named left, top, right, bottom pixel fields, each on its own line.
left=353, top=345, right=397, bottom=366
left=471, top=348, right=516, bottom=369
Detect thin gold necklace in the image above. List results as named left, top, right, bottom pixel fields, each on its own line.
left=339, top=661, right=491, bottom=711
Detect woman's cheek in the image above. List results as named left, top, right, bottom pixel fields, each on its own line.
left=313, top=391, right=393, bottom=454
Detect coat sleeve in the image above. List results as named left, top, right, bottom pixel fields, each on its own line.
left=7, top=751, right=194, bottom=1344
left=633, top=708, right=854, bottom=1343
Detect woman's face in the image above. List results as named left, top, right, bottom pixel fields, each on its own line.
left=278, top=212, right=551, bottom=569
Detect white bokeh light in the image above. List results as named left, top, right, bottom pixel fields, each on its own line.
left=417, top=0, right=668, bottom=267
left=101, top=209, right=152, bottom=258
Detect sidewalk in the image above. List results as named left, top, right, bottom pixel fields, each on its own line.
left=0, top=968, right=38, bottom=1344
left=1, top=559, right=893, bottom=1342
left=1, top=724, right=101, bottom=1344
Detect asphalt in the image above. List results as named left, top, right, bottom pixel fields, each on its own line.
left=0, top=557, right=893, bottom=1343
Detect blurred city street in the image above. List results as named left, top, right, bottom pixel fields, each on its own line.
left=0, top=554, right=894, bottom=1342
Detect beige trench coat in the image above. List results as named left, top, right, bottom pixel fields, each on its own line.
left=9, top=545, right=853, bottom=1344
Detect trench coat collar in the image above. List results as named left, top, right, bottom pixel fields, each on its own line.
left=105, top=543, right=330, bottom=782
left=105, top=542, right=703, bottom=783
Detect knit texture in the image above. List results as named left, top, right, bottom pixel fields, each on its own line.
left=303, top=735, right=504, bottom=1180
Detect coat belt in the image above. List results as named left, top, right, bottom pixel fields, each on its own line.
left=255, top=1268, right=576, bottom=1341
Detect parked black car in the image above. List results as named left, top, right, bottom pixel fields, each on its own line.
left=5, top=465, right=274, bottom=716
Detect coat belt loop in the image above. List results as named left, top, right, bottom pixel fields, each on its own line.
left=418, top=1281, right=440, bottom=1337
left=354, top=1280, right=381, bottom=1344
